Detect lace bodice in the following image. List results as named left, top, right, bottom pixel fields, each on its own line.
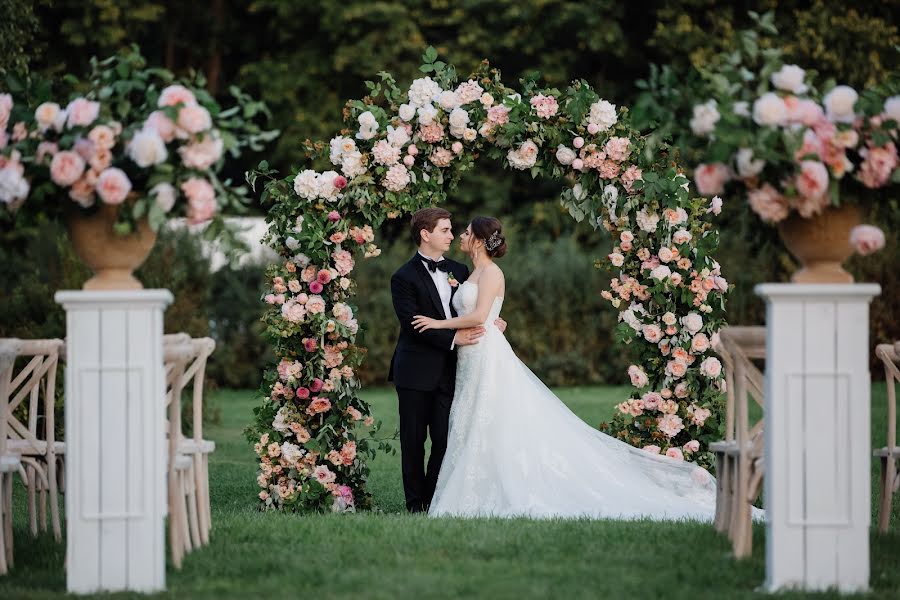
left=452, top=281, right=503, bottom=326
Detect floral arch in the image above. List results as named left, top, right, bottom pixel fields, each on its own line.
left=246, top=48, right=729, bottom=513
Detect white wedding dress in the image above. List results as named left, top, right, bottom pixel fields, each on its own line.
left=429, top=281, right=725, bottom=521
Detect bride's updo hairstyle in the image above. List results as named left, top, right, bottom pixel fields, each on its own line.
left=470, top=216, right=507, bottom=259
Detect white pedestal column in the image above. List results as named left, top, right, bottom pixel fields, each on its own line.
left=755, top=283, right=880, bottom=593
left=55, top=290, right=173, bottom=594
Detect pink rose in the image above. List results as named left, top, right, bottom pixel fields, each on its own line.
left=700, top=356, right=722, bottom=378
left=65, top=98, right=101, bottom=128
left=327, top=210, right=341, bottom=222
left=707, top=195, right=723, bottom=215
left=317, top=269, right=333, bottom=284
left=657, top=413, right=685, bottom=438
left=748, top=184, right=790, bottom=223
left=403, top=155, right=415, bottom=167
left=308, top=280, right=324, bottom=294
left=309, top=378, right=324, bottom=393
left=178, top=131, right=224, bottom=170
left=144, top=111, right=177, bottom=143
left=305, top=295, right=326, bottom=314
left=642, top=324, right=663, bottom=343
left=683, top=440, right=701, bottom=453
left=858, top=142, right=898, bottom=189
left=35, top=142, right=59, bottom=163
left=588, top=122, right=600, bottom=135
left=330, top=232, right=346, bottom=244
left=795, top=160, right=829, bottom=203
left=642, top=445, right=661, bottom=455
left=691, top=333, right=710, bottom=353
left=264, top=294, right=276, bottom=304
left=658, top=247, right=674, bottom=263
left=571, top=158, right=584, bottom=171
left=88, top=125, right=116, bottom=150
left=95, top=167, right=132, bottom=205
left=333, top=175, right=347, bottom=190
left=849, top=224, right=886, bottom=256
left=573, top=136, right=584, bottom=149
left=181, top=177, right=217, bottom=224
left=177, top=104, right=212, bottom=135
left=50, top=151, right=86, bottom=186
left=694, top=162, right=731, bottom=196
left=628, top=365, right=649, bottom=388
left=674, top=382, right=689, bottom=399
left=158, top=85, right=197, bottom=108
left=666, top=359, right=688, bottom=379
left=665, top=447, right=685, bottom=461
left=642, top=392, right=662, bottom=410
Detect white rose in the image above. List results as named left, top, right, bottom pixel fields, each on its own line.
left=771, top=64, right=808, bottom=94
left=507, top=140, right=538, bottom=170
left=823, top=85, right=858, bottom=123
left=480, top=93, right=494, bottom=107
left=339, top=277, right=351, bottom=290
left=602, top=184, right=618, bottom=204
left=609, top=252, right=625, bottom=267
left=386, top=125, right=410, bottom=147
left=398, top=103, right=416, bottom=122
left=294, top=252, right=310, bottom=266
left=556, top=145, right=576, bottom=165
left=662, top=312, right=677, bottom=326
left=438, top=90, right=459, bottom=111
left=0, top=166, right=30, bottom=204
left=681, top=312, right=703, bottom=335
left=636, top=208, right=660, bottom=233
left=883, top=96, right=900, bottom=123
left=690, top=100, right=720, bottom=136
left=621, top=309, right=642, bottom=332
left=285, top=236, right=300, bottom=251
left=127, top=129, right=168, bottom=167
left=753, top=93, right=787, bottom=127
left=150, top=182, right=176, bottom=213
left=650, top=265, right=672, bottom=281
left=329, top=136, right=354, bottom=165
left=733, top=101, right=750, bottom=117
left=280, top=441, right=303, bottom=464
left=272, top=406, right=291, bottom=432
left=356, top=111, right=378, bottom=140
left=34, top=102, right=63, bottom=132
left=417, top=104, right=438, bottom=125
left=293, top=169, right=319, bottom=200
left=588, top=99, right=617, bottom=130
left=463, top=128, right=477, bottom=142
left=449, top=107, right=469, bottom=129
left=735, top=147, right=765, bottom=178
left=407, top=77, right=442, bottom=107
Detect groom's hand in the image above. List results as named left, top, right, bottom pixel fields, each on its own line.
left=453, top=326, right=485, bottom=346
left=494, top=318, right=507, bottom=333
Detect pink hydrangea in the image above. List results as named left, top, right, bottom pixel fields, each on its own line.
left=604, top=137, right=631, bottom=162
left=529, top=94, right=558, bottom=119
left=332, top=249, right=355, bottom=276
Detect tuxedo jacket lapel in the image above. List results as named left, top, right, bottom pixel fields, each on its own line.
left=411, top=255, right=446, bottom=318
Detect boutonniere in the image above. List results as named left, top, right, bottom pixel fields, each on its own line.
left=447, top=272, right=459, bottom=288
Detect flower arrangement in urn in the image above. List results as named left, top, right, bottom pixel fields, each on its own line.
left=0, top=47, right=275, bottom=289
left=686, top=18, right=896, bottom=283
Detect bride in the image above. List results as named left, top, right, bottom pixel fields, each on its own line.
left=411, top=216, right=723, bottom=520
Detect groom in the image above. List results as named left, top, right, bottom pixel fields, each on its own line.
left=389, top=207, right=505, bottom=513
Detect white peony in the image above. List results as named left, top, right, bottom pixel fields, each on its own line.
left=150, top=182, right=176, bottom=213
left=681, top=312, right=704, bottom=335
left=127, top=129, right=168, bottom=167
left=417, top=104, right=438, bottom=125
left=690, top=100, right=720, bottom=136
left=329, top=136, right=355, bottom=165
left=285, top=236, right=300, bottom=251
left=771, top=64, right=808, bottom=94
left=293, top=169, right=319, bottom=200
left=556, top=145, right=576, bottom=165
left=317, top=170, right=341, bottom=200
left=437, top=90, right=459, bottom=111
left=753, top=93, right=787, bottom=126
left=636, top=208, right=660, bottom=233
left=0, top=166, right=29, bottom=204
left=407, top=77, right=442, bottom=107
left=823, top=85, right=858, bottom=123
left=588, top=99, right=617, bottom=131
left=735, top=147, right=765, bottom=178
left=398, top=103, right=416, bottom=122
left=386, top=124, right=410, bottom=147
left=883, top=96, right=900, bottom=122
left=272, top=406, right=291, bottom=432
left=448, top=107, right=469, bottom=129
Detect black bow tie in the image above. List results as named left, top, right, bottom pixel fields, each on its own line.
left=422, top=257, right=450, bottom=273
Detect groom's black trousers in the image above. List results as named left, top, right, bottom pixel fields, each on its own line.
left=396, top=362, right=455, bottom=513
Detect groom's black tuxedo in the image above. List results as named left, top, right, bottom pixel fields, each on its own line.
left=389, top=254, right=469, bottom=512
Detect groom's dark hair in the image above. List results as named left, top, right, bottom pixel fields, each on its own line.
left=410, top=207, right=452, bottom=245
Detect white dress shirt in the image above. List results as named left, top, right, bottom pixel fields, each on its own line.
left=418, top=252, right=453, bottom=320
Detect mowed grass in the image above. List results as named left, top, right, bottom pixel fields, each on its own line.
left=1, top=385, right=898, bottom=599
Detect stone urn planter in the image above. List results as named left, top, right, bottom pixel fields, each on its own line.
left=67, top=203, right=157, bottom=290
left=777, top=203, right=860, bottom=284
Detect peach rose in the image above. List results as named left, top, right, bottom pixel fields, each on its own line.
left=158, top=85, right=197, bottom=108
left=748, top=184, right=790, bottom=223
left=95, top=167, right=132, bottom=205
left=88, top=125, right=116, bottom=150
left=665, top=447, right=685, bottom=461
left=795, top=160, right=829, bottom=202
left=691, top=333, right=710, bottom=353
left=177, top=104, right=212, bottom=134
left=642, top=445, right=661, bottom=455
left=50, top=151, right=86, bottom=186
left=666, top=359, right=688, bottom=379
left=181, top=177, right=217, bottom=223
left=700, top=356, right=722, bottom=378
left=642, top=324, right=663, bottom=343
left=144, top=111, right=177, bottom=143
left=694, top=162, right=731, bottom=196
left=65, top=98, right=101, bottom=128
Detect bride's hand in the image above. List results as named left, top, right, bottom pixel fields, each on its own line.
left=412, top=315, right=442, bottom=332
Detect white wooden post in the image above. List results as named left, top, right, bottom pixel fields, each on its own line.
left=55, top=290, right=173, bottom=594
left=755, top=283, right=880, bottom=593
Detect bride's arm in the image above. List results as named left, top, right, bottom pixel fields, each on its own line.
left=412, top=268, right=504, bottom=332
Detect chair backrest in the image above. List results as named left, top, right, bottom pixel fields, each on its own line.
left=875, top=343, right=899, bottom=452
left=716, top=327, right=766, bottom=446
left=0, top=338, right=23, bottom=457
left=163, top=335, right=215, bottom=442
left=163, top=343, right=194, bottom=466
left=3, top=338, right=64, bottom=454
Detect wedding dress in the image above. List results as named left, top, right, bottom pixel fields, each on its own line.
left=429, top=281, right=728, bottom=521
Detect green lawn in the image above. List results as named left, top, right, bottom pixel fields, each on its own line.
left=2, top=385, right=898, bottom=599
